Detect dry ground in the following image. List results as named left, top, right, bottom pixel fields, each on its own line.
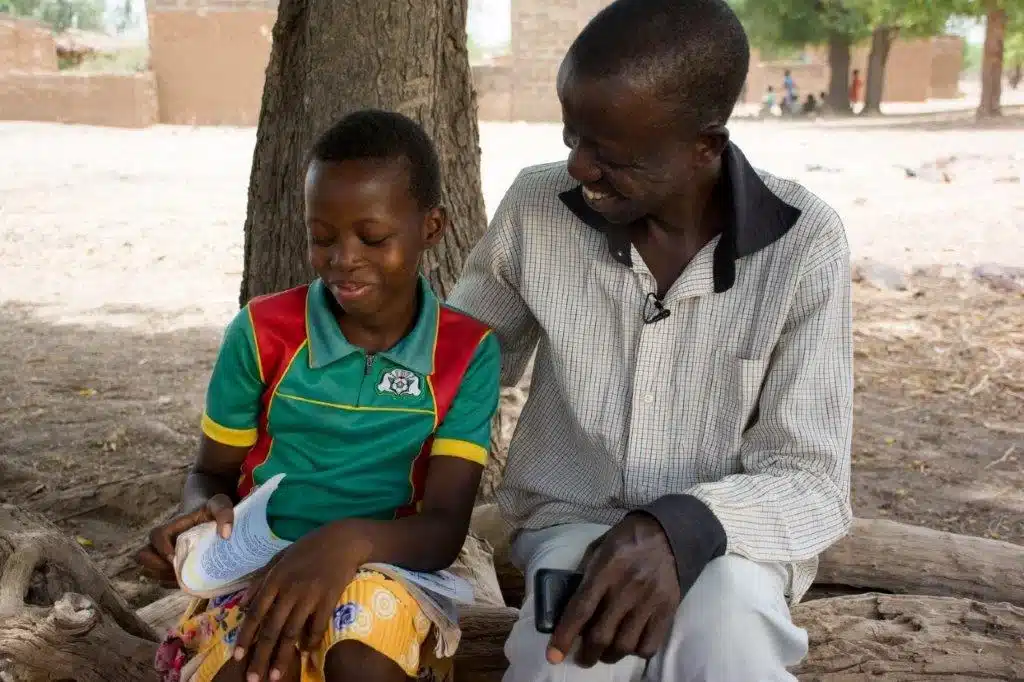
left=0, top=117, right=1022, bottom=606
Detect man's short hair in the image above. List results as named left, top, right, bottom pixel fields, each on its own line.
left=567, top=0, right=750, bottom=130
left=309, top=109, right=442, bottom=210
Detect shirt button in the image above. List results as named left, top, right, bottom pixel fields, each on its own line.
left=642, top=393, right=654, bottom=404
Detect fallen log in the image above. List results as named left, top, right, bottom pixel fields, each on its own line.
left=4, top=503, right=1024, bottom=682
left=791, top=593, right=1024, bottom=679
left=469, top=504, right=1024, bottom=608
left=0, top=505, right=160, bottom=682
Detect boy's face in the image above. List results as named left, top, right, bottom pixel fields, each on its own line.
left=304, top=158, right=444, bottom=318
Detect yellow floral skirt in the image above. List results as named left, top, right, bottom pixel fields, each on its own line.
left=154, top=569, right=435, bottom=682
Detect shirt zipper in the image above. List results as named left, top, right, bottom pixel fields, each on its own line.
left=364, top=353, right=375, bottom=375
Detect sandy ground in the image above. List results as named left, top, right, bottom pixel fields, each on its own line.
left=1, top=116, right=1022, bottom=605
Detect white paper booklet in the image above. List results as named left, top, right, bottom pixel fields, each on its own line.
left=173, top=473, right=475, bottom=612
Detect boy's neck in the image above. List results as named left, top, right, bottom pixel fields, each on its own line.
left=330, top=283, right=421, bottom=354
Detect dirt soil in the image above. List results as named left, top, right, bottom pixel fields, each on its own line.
left=1, top=118, right=1022, bottom=608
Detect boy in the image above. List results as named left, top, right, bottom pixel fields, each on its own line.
left=137, top=110, right=500, bottom=682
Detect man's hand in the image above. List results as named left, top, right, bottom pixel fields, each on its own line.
left=547, top=514, right=679, bottom=667
left=136, top=493, right=235, bottom=587
left=231, top=522, right=371, bottom=682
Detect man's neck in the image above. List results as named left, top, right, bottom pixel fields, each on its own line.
left=645, top=161, right=725, bottom=250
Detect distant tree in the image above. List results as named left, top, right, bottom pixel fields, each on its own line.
left=952, top=0, right=1024, bottom=117
left=850, top=0, right=956, bottom=115
left=1007, top=28, right=1022, bottom=87
left=733, top=0, right=869, bottom=114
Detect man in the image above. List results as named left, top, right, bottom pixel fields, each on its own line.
left=449, top=0, right=853, bottom=680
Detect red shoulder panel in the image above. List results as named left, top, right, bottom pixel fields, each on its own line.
left=395, top=304, right=492, bottom=518
left=237, top=284, right=310, bottom=498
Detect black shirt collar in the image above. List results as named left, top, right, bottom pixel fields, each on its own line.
left=557, top=142, right=802, bottom=293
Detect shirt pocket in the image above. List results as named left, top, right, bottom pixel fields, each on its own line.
left=698, top=353, right=770, bottom=480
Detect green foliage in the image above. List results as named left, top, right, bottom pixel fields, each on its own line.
left=1007, top=26, right=1023, bottom=66
left=848, top=0, right=955, bottom=35
left=0, top=0, right=105, bottom=32
left=732, top=0, right=958, bottom=51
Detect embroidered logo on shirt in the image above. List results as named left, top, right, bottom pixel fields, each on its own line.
left=376, top=368, right=422, bottom=397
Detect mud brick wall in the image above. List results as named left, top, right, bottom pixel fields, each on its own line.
left=508, top=0, right=609, bottom=122
left=146, top=0, right=277, bottom=125
left=0, top=71, right=158, bottom=127
left=0, top=15, right=58, bottom=72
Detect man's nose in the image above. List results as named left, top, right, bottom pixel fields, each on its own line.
left=566, top=143, right=602, bottom=185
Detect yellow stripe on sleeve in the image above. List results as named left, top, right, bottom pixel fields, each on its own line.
left=430, top=438, right=488, bottom=465
left=201, top=413, right=258, bottom=448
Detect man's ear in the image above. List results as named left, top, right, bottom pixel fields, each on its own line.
left=422, top=206, right=447, bottom=247
left=695, top=124, right=729, bottom=166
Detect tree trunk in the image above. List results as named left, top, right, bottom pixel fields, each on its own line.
left=239, top=0, right=487, bottom=304
left=826, top=31, right=853, bottom=115
left=861, top=26, right=897, bottom=115
left=977, top=1, right=1007, bottom=119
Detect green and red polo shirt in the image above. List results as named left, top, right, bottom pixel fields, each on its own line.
left=200, top=277, right=500, bottom=541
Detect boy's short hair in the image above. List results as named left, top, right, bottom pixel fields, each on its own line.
left=309, top=110, right=442, bottom=211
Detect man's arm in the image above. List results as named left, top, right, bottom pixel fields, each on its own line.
left=448, top=173, right=540, bottom=387
left=643, top=218, right=854, bottom=595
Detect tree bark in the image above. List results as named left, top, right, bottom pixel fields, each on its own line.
left=0, top=505, right=160, bottom=682
left=826, top=31, right=853, bottom=115
left=861, top=26, right=898, bottom=116
left=239, top=0, right=487, bottom=304
left=977, top=1, right=1008, bottom=119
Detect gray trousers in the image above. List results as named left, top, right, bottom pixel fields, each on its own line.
left=502, top=523, right=808, bottom=682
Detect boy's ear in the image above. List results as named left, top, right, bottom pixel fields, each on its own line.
left=422, top=206, right=447, bottom=247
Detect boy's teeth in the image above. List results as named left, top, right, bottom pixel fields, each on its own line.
left=583, top=186, right=609, bottom=201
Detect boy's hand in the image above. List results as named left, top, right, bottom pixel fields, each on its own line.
left=232, top=522, right=371, bottom=682
left=136, top=493, right=235, bottom=586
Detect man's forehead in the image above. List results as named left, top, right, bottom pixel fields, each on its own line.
left=560, top=69, right=676, bottom=143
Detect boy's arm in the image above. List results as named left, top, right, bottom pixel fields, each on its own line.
left=185, top=305, right=266, bottom=512
left=139, top=307, right=265, bottom=575
left=345, top=332, right=501, bottom=570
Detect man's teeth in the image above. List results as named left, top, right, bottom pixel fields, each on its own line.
left=582, top=186, right=610, bottom=201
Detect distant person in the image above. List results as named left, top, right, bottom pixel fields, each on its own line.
left=137, top=110, right=500, bottom=682
left=783, top=69, right=796, bottom=110
left=818, top=90, right=831, bottom=114
left=801, top=93, right=818, bottom=115
left=761, top=85, right=777, bottom=116
left=849, top=69, right=862, bottom=105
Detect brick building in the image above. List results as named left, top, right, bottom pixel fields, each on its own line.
left=147, top=0, right=276, bottom=125
left=0, top=13, right=157, bottom=127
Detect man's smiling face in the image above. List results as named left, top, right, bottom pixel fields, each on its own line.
left=556, top=56, right=700, bottom=226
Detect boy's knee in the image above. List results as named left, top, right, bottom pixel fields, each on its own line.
left=324, top=640, right=408, bottom=682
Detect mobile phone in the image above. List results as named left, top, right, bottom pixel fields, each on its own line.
left=534, top=568, right=583, bottom=634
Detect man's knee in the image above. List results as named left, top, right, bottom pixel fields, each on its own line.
left=656, top=555, right=807, bottom=681
left=502, top=601, right=643, bottom=682
left=324, top=641, right=408, bottom=682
